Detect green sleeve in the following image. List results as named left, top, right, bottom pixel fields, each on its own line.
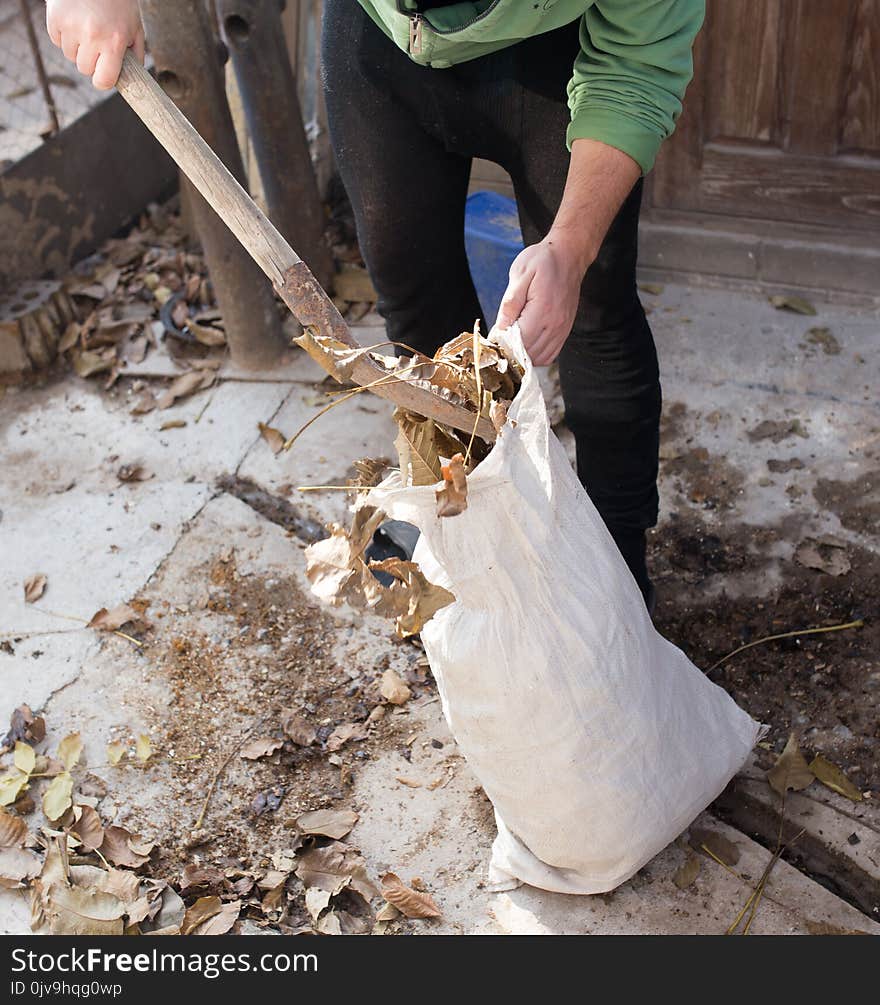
left=567, top=0, right=705, bottom=173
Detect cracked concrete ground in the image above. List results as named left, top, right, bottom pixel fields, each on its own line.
left=1, top=286, right=878, bottom=935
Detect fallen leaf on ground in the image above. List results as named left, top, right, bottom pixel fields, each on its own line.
left=809, top=756, right=863, bottom=802
left=69, top=805, right=104, bottom=853
left=0, top=847, right=41, bottom=888
left=106, top=742, right=126, bottom=765
left=326, top=723, right=368, bottom=752
left=673, top=854, right=701, bottom=889
left=380, top=872, right=441, bottom=919
left=769, top=294, right=817, bottom=316
left=380, top=668, right=412, bottom=706
left=794, top=536, right=851, bottom=576
left=87, top=604, right=140, bottom=632
left=239, top=736, right=284, bottom=761
left=159, top=419, right=186, bottom=430
left=13, top=742, right=35, bottom=775
left=99, top=826, right=152, bottom=868
left=295, top=842, right=378, bottom=901
left=131, top=390, right=157, bottom=415
left=280, top=710, right=317, bottom=747
left=258, top=422, right=286, bottom=455
left=689, top=827, right=741, bottom=866
left=46, top=885, right=125, bottom=935
left=747, top=418, right=809, bottom=443
left=0, top=771, right=30, bottom=807
left=157, top=369, right=215, bottom=409
left=57, top=732, right=83, bottom=771
left=767, top=733, right=815, bottom=797
left=804, top=326, right=840, bottom=356
left=135, top=734, right=152, bottom=764
left=396, top=777, right=422, bottom=788
left=42, top=771, right=73, bottom=822
left=435, top=453, right=468, bottom=518
left=296, top=809, right=358, bottom=840
left=305, top=886, right=332, bottom=923
left=180, top=864, right=225, bottom=891
left=23, top=574, right=47, bottom=604
left=0, top=810, right=28, bottom=848
left=4, top=705, right=46, bottom=747
left=182, top=896, right=240, bottom=935
left=117, top=463, right=150, bottom=483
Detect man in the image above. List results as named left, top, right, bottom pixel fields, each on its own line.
left=47, top=0, right=705, bottom=611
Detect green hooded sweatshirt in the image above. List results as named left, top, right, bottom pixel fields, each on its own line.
left=355, top=1, right=705, bottom=173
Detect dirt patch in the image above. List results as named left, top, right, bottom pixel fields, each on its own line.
left=136, top=552, right=433, bottom=882
left=814, top=474, right=879, bottom=536
left=663, top=447, right=745, bottom=512
left=651, top=512, right=879, bottom=792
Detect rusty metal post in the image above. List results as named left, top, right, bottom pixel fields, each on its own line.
left=216, top=0, right=334, bottom=292
left=139, top=0, right=286, bottom=369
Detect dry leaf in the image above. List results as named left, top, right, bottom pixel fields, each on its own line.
left=769, top=294, right=817, bottom=316
left=294, top=328, right=375, bottom=383
left=489, top=399, right=511, bottom=435
left=435, top=453, right=468, bottom=518
left=57, top=732, right=83, bottom=771
left=99, top=826, right=152, bottom=868
left=350, top=457, right=389, bottom=490
left=0, top=771, right=30, bottom=808
left=0, top=847, right=42, bottom=889
left=380, top=668, right=412, bottom=706
left=767, top=733, right=815, bottom=797
left=394, top=410, right=443, bottom=486
left=296, top=809, right=358, bottom=840
left=69, top=805, right=104, bottom=853
left=189, top=322, right=226, bottom=347
left=182, top=895, right=241, bottom=935
left=46, top=886, right=125, bottom=935
left=13, top=742, right=35, bottom=775
left=131, top=390, right=157, bottom=415
left=326, top=723, right=368, bottom=752
left=159, top=419, right=186, bottom=431
left=305, top=886, right=332, bottom=924
left=794, top=537, right=851, bottom=577
left=364, top=558, right=455, bottom=637
left=157, top=368, right=215, bottom=409
left=0, top=810, right=28, bottom=848
left=809, top=756, right=863, bottom=802
left=24, top=574, right=47, bottom=604
left=106, top=742, right=126, bottom=765
left=240, top=736, right=284, bottom=761
left=87, top=604, right=140, bottom=632
left=295, top=841, right=377, bottom=901
left=135, top=734, right=152, bottom=764
left=258, top=422, right=286, bottom=455
left=396, top=777, right=422, bottom=788
left=280, top=710, right=317, bottom=747
left=380, top=872, right=441, bottom=919
left=42, top=772, right=73, bottom=822
left=673, top=854, right=701, bottom=889
left=5, top=705, right=47, bottom=745
left=689, top=827, right=741, bottom=866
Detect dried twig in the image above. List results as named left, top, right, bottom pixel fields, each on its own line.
left=706, top=619, right=863, bottom=674
left=193, top=715, right=270, bottom=830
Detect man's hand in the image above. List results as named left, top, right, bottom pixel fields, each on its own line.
left=496, top=139, right=641, bottom=366
left=496, top=232, right=590, bottom=367
left=46, top=0, right=145, bottom=91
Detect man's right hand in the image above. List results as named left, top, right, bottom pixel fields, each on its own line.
left=46, top=0, right=145, bottom=91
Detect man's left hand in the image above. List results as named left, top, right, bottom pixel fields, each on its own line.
left=495, top=233, right=591, bottom=366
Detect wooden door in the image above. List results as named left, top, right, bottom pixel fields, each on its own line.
left=651, top=0, right=880, bottom=235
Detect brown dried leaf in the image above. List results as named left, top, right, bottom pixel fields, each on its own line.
left=767, top=733, right=815, bottom=797
left=117, top=462, right=150, bottom=483
left=295, top=841, right=378, bottom=901
left=69, top=805, right=104, bottom=853
left=0, top=771, right=30, bottom=808
left=435, top=452, right=468, bottom=518
left=394, top=410, right=443, bottom=487
left=769, top=294, right=817, bottom=316
left=0, top=847, right=42, bottom=889
left=130, top=390, right=157, bottom=415
left=364, top=558, right=455, bottom=637
left=13, top=742, right=35, bottom=775
left=380, top=668, right=412, bottom=706
left=46, top=885, right=125, bottom=935
left=794, top=536, right=851, bottom=577
left=135, top=734, right=152, bottom=764
left=240, top=736, right=284, bottom=761
left=189, top=322, right=226, bottom=347
left=809, top=756, right=863, bottom=802
left=294, top=328, right=375, bottom=383
left=296, top=809, right=359, bottom=840
left=326, top=723, right=368, bottom=753
left=489, top=399, right=511, bottom=435
left=673, top=854, right=701, bottom=889
left=99, top=826, right=152, bottom=868
left=258, top=422, right=286, bottom=455
left=380, top=872, right=441, bottom=919
left=157, top=368, right=215, bottom=409
left=350, top=457, right=389, bottom=490
left=689, top=827, right=741, bottom=866
left=24, top=574, right=47, bottom=604
left=280, top=710, right=317, bottom=747
left=0, top=810, right=28, bottom=848
left=87, top=604, right=140, bottom=632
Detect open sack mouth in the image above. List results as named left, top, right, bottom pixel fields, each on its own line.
left=298, top=322, right=526, bottom=640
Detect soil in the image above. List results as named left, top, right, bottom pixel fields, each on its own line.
left=650, top=511, right=879, bottom=793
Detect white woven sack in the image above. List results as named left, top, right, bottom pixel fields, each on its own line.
left=367, top=324, right=764, bottom=895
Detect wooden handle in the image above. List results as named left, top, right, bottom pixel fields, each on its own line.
left=116, top=52, right=494, bottom=441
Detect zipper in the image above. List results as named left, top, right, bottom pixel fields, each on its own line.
left=409, top=13, right=424, bottom=54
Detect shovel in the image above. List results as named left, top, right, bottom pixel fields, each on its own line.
left=116, top=52, right=494, bottom=442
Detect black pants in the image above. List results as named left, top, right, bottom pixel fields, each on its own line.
left=321, top=2, right=661, bottom=597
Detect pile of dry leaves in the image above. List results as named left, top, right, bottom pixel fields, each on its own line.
left=299, top=324, right=522, bottom=636
left=0, top=706, right=440, bottom=935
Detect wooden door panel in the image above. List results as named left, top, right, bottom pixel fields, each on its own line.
left=652, top=0, right=880, bottom=232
